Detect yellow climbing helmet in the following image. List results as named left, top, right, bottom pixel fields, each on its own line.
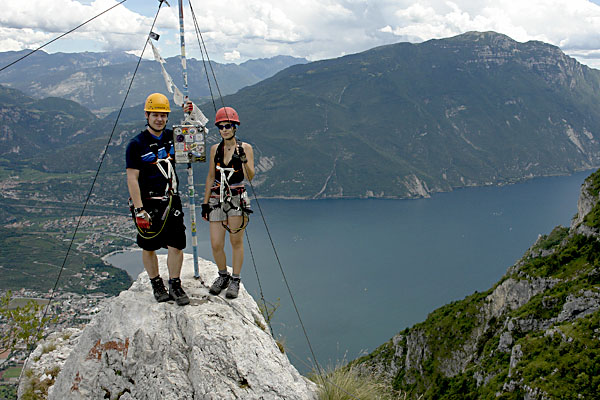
left=144, top=93, right=171, bottom=112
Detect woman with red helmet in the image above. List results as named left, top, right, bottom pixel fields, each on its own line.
left=202, top=106, right=255, bottom=299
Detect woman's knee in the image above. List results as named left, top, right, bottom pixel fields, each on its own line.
left=211, top=238, right=225, bottom=253
left=209, top=222, right=226, bottom=250
left=229, top=232, right=244, bottom=249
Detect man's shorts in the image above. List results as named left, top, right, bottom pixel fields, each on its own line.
left=136, top=195, right=186, bottom=251
left=208, top=193, right=247, bottom=222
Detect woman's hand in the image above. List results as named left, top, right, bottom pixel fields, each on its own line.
left=201, top=203, right=211, bottom=221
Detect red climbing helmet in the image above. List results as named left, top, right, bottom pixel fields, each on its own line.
left=215, top=107, right=240, bottom=126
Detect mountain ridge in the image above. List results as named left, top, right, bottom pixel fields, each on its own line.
left=0, top=50, right=308, bottom=116
left=2, top=31, right=600, bottom=205
left=221, top=31, right=600, bottom=198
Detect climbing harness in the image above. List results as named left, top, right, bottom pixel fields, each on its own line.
left=204, top=136, right=253, bottom=234
left=211, top=163, right=253, bottom=234
left=130, top=194, right=174, bottom=240
left=153, top=149, right=178, bottom=195
left=130, top=141, right=180, bottom=239
left=216, top=165, right=236, bottom=202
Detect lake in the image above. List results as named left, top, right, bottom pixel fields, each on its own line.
left=106, top=169, right=595, bottom=373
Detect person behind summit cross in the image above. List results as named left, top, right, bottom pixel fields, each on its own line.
left=201, top=106, right=255, bottom=299
left=125, top=93, right=190, bottom=306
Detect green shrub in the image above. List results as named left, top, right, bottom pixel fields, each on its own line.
left=534, top=226, right=569, bottom=251
left=510, top=312, right=600, bottom=399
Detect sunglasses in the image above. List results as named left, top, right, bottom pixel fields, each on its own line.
left=217, top=123, right=235, bottom=130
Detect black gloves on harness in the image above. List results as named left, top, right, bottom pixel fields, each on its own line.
left=233, top=145, right=247, bottom=164
left=201, top=203, right=211, bottom=221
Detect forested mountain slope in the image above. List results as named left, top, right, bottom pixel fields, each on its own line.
left=353, top=169, right=600, bottom=399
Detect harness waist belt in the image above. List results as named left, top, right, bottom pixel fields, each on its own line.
left=144, top=192, right=179, bottom=200
left=210, top=186, right=245, bottom=196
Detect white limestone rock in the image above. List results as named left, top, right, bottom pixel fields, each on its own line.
left=484, top=277, right=557, bottom=319
left=45, top=254, right=317, bottom=400
left=572, top=176, right=600, bottom=236
left=497, top=331, right=513, bottom=352
left=556, top=290, right=600, bottom=322
left=17, top=328, right=83, bottom=399
left=508, top=344, right=522, bottom=377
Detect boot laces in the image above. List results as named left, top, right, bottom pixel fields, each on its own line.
left=152, top=279, right=167, bottom=292
left=172, top=286, right=186, bottom=297
left=214, top=275, right=230, bottom=288
left=169, top=279, right=185, bottom=296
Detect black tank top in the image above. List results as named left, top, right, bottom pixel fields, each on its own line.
left=213, top=139, right=245, bottom=187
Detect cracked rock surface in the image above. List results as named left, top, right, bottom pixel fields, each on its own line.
left=26, top=254, right=317, bottom=400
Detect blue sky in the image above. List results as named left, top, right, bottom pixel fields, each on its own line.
left=3, top=0, right=600, bottom=68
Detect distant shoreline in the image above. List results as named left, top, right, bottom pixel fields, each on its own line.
left=101, top=246, right=139, bottom=262
left=183, top=168, right=600, bottom=201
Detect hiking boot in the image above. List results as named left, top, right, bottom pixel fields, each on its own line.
left=226, top=278, right=240, bottom=299
left=150, top=276, right=170, bottom=303
left=168, top=278, right=190, bottom=306
left=209, top=273, right=231, bottom=295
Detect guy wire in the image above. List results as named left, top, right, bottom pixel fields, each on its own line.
left=245, top=229, right=275, bottom=338
left=242, top=167, right=327, bottom=379
left=188, top=0, right=328, bottom=381
left=188, top=0, right=217, bottom=113
left=17, top=0, right=167, bottom=383
left=173, top=4, right=363, bottom=398
left=0, top=0, right=128, bottom=73
left=188, top=0, right=227, bottom=112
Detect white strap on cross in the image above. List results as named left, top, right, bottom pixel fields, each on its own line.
left=216, top=165, right=235, bottom=203
left=155, top=158, right=177, bottom=195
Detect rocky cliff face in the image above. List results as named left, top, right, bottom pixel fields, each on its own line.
left=18, top=255, right=317, bottom=400
left=353, top=169, right=600, bottom=399
left=453, top=31, right=586, bottom=89
left=572, top=173, right=600, bottom=237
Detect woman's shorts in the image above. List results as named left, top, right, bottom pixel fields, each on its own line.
left=208, top=193, right=249, bottom=222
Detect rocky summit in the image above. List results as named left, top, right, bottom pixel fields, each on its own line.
left=19, top=255, right=317, bottom=400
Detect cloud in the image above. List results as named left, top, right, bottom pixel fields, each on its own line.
left=386, top=0, right=600, bottom=67
left=0, top=0, right=177, bottom=52
left=1, top=0, right=154, bottom=34
left=379, top=0, right=600, bottom=64
left=224, top=49, right=241, bottom=62
left=2, top=0, right=600, bottom=68
left=0, top=27, right=53, bottom=51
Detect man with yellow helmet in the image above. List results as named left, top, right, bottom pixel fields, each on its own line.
left=125, top=93, right=190, bottom=306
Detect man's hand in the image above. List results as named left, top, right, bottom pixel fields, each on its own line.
left=184, top=101, right=193, bottom=114
left=135, top=210, right=152, bottom=229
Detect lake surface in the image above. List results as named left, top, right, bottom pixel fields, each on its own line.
left=106, top=169, right=595, bottom=373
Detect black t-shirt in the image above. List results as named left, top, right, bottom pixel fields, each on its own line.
left=125, top=129, right=178, bottom=198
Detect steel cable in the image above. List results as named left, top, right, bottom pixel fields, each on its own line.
left=0, top=0, right=128, bottom=73
left=17, top=0, right=167, bottom=384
